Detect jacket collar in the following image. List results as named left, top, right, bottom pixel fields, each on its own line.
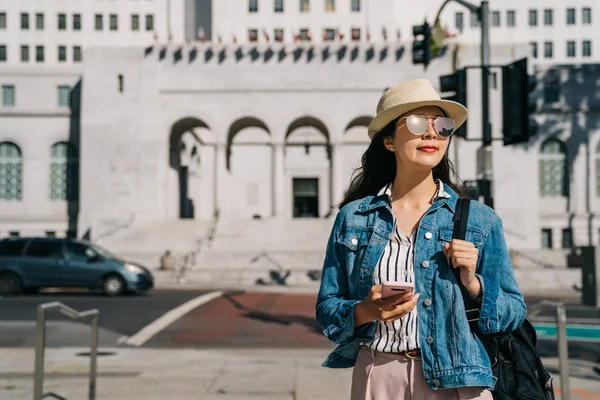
left=357, top=180, right=460, bottom=214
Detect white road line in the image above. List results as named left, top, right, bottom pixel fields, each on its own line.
left=124, top=290, right=224, bottom=347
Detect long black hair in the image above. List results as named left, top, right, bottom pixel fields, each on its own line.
left=338, top=117, right=464, bottom=209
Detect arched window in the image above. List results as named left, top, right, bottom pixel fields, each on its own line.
left=50, top=142, right=77, bottom=201
left=596, top=142, right=600, bottom=197
left=539, top=138, right=568, bottom=197
left=0, top=142, right=23, bottom=200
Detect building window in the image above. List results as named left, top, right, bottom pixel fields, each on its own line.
left=492, top=11, right=500, bottom=27
left=325, top=0, right=335, bottom=12
left=562, top=228, right=573, bottom=249
left=351, top=27, right=361, bottom=41
left=274, top=28, right=284, bottom=42
left=0, top=12, right=6, bottom=29
left=0, top=45, right=5, bottom=62
left=35, top=13, right=44, bottom=30
left=58, top=45, right=67, bottom=62
left=0, top=142, right=22, bottom=201
left=58, top=13, right=66, bottom=30
left=131, top=14, right=139, bottom=31
left=50, top=142, right=77, bottom=201
left=455, top=12, right=464, bottom=30
left=300, top=0, right=310, bottom=13
left=73, top=14, right=81, bottom=31
left=46, top=231, right=56, bottom=238
left=73, top=46, right=82, bottom=62
left=20, top=45, right=29, bottom=62
left=543, top=73, right=560, bottom=103
left=529, top=9, right=537, bottom=26
left=544, top=9, right=553, bottom=26
left=583, top=40, right=591, bottom=57
left=596, top=142, right=600, bottom=197
left=351, top=0, right=360, bottom=12
left=324, top=28, right=335, bottom=41
left=582, top=8, right=591, bottom=24
left=566, top=41, right=576, bottom=58
left=145, top=15, right=154, bottom=31
left=541, top=229, right=553, bottom=249
left=58, top=86, right=70, bottom=107
left=274, top=0, right=284, bottom=12
left=507, top=10, right=516, bottom=27
left=566, top=8, right=575, bottom=25
left=109, top=14, right=118, bottom=31
left=470, top=10, right=479, bottom=27
left=539, top=138, right=568, bottom=197
left=249, top=0, right=258, bottom=13
left=299, top=28, right=310, bottom=41
left=21, top=13, right=29, bottom=30
left=2, top=85, right=15, bottom=106
left=36, top=46, right=44, bottom=62
left=530, top=42, right=538, bottom=58
left=544, top=41, right=553, bottom=58
left=95, top=14, right=103, bottom=31
left=248, top=29, right=258, bottom=42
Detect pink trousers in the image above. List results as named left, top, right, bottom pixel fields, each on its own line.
left=351, top=348, right=493, bottom=400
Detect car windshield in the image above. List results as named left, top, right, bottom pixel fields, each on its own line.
left=89, top=244, right=118, bottom=259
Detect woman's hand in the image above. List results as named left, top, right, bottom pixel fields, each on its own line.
left=443, top=239, right=481, bottom=296
left=355, top=285, right=420, bottom=327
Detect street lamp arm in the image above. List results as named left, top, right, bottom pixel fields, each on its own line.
left=452, top=0, right=480, bottom=13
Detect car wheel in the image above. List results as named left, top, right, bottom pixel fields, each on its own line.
left=103, top=275, right=126, bottom=296
left=0, top=273, right=23, bottom=295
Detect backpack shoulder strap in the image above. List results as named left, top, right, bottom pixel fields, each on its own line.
left=453, top=198, right=481, bottom=329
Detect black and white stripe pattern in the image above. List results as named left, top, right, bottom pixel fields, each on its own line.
left=360, top=180, right=451, bottom=353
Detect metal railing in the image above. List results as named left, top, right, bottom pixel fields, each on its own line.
left=34, top=302, right=99, bottom=400
left=529, top=300, right=570, bottom=400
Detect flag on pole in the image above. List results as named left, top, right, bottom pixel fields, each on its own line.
left=430, top=19, right=446, bottom=58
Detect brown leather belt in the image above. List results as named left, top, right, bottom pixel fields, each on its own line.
left=400, top=349, right=422, bottom=359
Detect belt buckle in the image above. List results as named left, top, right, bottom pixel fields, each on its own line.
left=405, top=350, right=421, bottom=360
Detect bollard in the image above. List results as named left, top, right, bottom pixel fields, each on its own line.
left=556, top=303, right=570, bottom=400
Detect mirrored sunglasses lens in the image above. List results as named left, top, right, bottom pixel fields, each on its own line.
left=406, top=116, right=428, bottom=135
left=434, top=117, right=455, bottom=137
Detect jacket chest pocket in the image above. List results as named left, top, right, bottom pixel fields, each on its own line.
left=336, top=228, right=372, bottom=281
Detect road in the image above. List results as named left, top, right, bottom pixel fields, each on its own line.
left=0, top=290, right=598, bottom=362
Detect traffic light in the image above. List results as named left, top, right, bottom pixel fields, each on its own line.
left=412, top=22, right=431, bottom=67
left=502, top=58, right=538, bottom=146
left=439, top=69, right=467, bottom=138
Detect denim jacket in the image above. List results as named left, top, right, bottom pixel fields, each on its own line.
left=315, top=185, right=527, bottom=390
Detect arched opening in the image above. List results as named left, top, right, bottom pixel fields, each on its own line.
left=539, top=138, right=568, bottom=198
left=226, top=117, right=271, bottom=219
left=169, top=118, right=214, bottom=219
left=343, top=115, right=372, bottom=190
left=50, top=141, right=78, bottom=201
left=285, top=116, right=330, bottom=218
left=0, top=142, right=23, bottom=201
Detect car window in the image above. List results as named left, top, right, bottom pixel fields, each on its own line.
left=66, top=242, right=95, bottom=262
left=0, top=239, right=28, bottom=256
left=25, top=240, right=64, bottom=258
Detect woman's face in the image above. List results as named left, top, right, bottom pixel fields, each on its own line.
left=384, top=106, right=450, bottom=170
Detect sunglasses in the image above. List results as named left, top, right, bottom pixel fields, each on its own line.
left=398, top=115, right=456, bottom=138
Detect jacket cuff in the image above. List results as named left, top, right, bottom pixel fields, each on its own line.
left=477, top=275, right=500, bottom=333
left=322, top=300, right=364, bottom=344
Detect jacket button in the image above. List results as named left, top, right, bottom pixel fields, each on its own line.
left=421, top=260, right=430, bottom=268
left=433, top=379, right=441, bottom=387
left=424, top=299, right=432, bottom=307
left=351, top=238, right=358, bottom=245
left=425, top=232, right=433, bottom=239
left=427, top=336, right=434, bottom=344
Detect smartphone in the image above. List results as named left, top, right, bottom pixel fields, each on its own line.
left=381, top=281, right=415, bottom=299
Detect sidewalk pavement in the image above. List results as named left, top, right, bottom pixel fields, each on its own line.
left=1, top=347, right=598, bottom=400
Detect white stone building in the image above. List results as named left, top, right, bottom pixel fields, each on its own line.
left=0, top=0, right=599, bottom=270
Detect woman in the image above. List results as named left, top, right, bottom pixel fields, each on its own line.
left=315, top=79, right=526, bottom=399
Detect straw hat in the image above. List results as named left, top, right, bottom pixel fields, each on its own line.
left=367, top=79, right=468, bottom=140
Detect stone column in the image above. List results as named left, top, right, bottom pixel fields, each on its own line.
left=330, top=142, right=344, bottom=211
left=272, top=143, right=285, bottom=218
left=214, top=143, right=228, bottom=218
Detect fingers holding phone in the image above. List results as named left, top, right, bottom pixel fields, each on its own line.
left=358, top=282, right=420, bottom=324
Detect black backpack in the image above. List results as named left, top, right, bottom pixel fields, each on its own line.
left=453, top=198, right=555, bottom=400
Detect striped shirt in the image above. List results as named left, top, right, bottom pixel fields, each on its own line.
left=360, top=180, right=452, bottom=353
